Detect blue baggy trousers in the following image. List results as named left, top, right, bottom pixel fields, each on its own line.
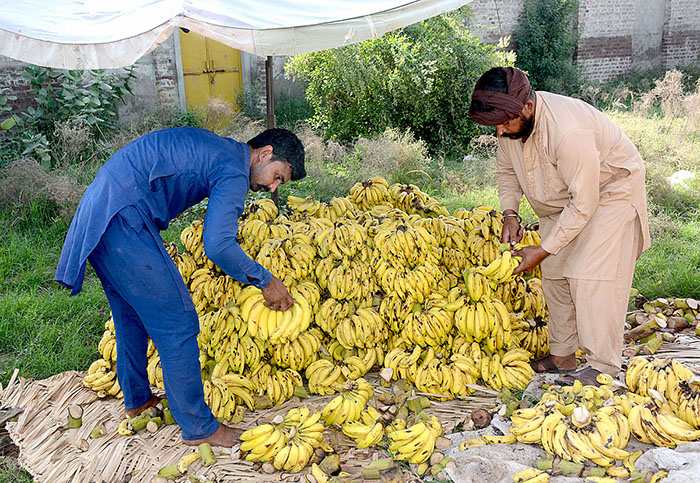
left=87, top=207, right=219, bottom=440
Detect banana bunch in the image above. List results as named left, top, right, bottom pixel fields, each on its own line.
left=464, top=270, right=492, bottom=303
left=326, top=197, right=356, bottom=222
left=286, top=194, right=322, bottom=216
left=97, top=329, right=117, bottom=362
left=511, top=403, right=630, bottom=467
left=374, top=223, right=439, bottom=267
left=242, top=198, right=279, bottom=222
left=341, top=407, right=384, bottom=448
left=315, top=298, right=356, bottom=334
left=273, top=408, right=326, bottom=472
left=628, top=389, right=700, bottom=447
left=388, top=416, right=443, bottom=464
left=401, top=305, right=454, bottom=347
left=265, top=368, right=303, bottom=406
left=465, top=232, right=501, bottom=267
left=379, top=294, right=415, bottom=331
left=512, top=320, right=550, bottom=359
left=375, top=260, right=441, bottom=302
left=314, top=220, right=367, bottom=259
left=475, top=250, right=522, bottom=285
left=626, top=357, right=694, bottom=400
left=420, top=200, right=451, bottom=217
left=320, top=378, right=374, bottom=426
left=218, top=373, right=256, bottom=409
left=414, top=354, right=477, bottom=397
left=384, top=346, right=424, bottom=381
left=387, top=183, right=432, bottom=214
left=480, top=348, right=535, bottom=391
left=83, top=359, right=123, bottom=398
left=241, top=407, right=325, bottom=472
left=238, top=218, right=290, bottom=256
left=290, top=280, right=322, bottom=313
left=147, top=353, right=165, bottom=390
left=441, top=246, right=473, bottom=277
left=348, top=177, right=390, bottom=211
left=454, top=298, right=512, bottom=351
left=198, top=305, right=247, bottom=350
left=305, top=359, right=347, bottom=395
left=335, top=307, right=389, bottom=350
left=203, top=377, right=237, bottom=420
left=180, top=220, right=204, bottom=261
left=670, top=378, right=700, bottom=429
left=238, top=287, right=312, bottom=344
left=318, top=257, right=376, bottom=302
left=174, top=253, right=198, bottom=283
left=270, top=328, right=323, bottom=371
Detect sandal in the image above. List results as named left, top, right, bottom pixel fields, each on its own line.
left=530, top=355, right=576, bottom=374
left=555, top=366, right=601, bottom=387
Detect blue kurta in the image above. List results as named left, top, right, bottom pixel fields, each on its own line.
left=55, top=126, right=272, bottom=293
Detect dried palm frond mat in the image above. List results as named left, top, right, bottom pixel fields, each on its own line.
left=1, top=370, right=498, bottom=483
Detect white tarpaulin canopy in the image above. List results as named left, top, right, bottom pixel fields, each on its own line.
left=0, top=0, right=473, bottom=69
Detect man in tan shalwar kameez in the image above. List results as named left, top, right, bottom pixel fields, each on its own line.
left=468, top=67, right=650, bottom=383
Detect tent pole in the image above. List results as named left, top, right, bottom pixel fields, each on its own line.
left=265, top=56, right=280, bottom=207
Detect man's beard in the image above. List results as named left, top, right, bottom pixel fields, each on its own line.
left=501, top=114, right=534, bottom=140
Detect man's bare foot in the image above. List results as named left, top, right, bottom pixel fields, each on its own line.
left=184, top=424, right=243, bottom=447
left=125, top=395, right=161, bottom=418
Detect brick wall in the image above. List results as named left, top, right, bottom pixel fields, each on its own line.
left=466, top=0, right=700, bottom=82
left=0, top=57, right=33, bottom=115
left=663, top=0, right=700, bottom=68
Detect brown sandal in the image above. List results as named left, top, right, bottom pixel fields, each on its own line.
left=555, top=366, right=601, bottom=387
left=530, top=355, right=576, bottom=374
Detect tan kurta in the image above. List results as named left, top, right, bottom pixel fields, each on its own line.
left=496, top=91, right=651, bottom=373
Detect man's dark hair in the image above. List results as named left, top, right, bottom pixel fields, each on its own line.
left=248, top=128, right=306, bottom=181
left=469, top=67, right=509, bottom=113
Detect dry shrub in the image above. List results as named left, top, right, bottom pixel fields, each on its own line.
left=221, top=112, right=265, bottom=144
left=203, top=97, right=236, bottom=133
left=53, top=119, right=93, bottom=162
left=634, top=69, right=685, bottom=119
left=682, top=79, right=700, bottom=133
left=0, top=158, right=84, bottom=221
left=352, top=128, right=430, bottom=182
left=468, top=134, right=499, bottom=157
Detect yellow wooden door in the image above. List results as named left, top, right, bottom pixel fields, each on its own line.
left=179, top=30, right=242, bottom=113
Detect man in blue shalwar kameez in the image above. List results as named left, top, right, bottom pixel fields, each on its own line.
left=55, top=127, right=305, bottom=447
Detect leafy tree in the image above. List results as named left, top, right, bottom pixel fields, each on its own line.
left=512, top=0, right=580, bottom=94
left=286, top=8, right=514, bottom=151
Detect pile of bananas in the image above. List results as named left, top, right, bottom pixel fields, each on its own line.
left=240, top=407, right=326, bottom=472
left=626, top=389, right=700, bottom=447
left=83, top=177, right=556, bottom=475
left=387, top=416, right=444, bottom=464
left=626, top=357, right=700, bottom=429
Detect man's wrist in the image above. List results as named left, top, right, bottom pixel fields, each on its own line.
left=502, top=211, right=522, bottom=223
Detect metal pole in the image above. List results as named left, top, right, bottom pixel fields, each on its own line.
left=265, top=56, right=280, bottom=207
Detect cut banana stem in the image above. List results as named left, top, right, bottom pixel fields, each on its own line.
left=67, top=405, right=83, bottom=429
left=199, top=442, right=216, bottom=466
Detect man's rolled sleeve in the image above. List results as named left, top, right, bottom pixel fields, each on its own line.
left=540, top=129, right=600, bottom=255
left=202, top=170, right=272, bottom=289
left=496, top=143, right=523, bottom=213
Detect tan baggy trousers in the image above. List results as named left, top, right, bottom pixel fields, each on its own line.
left=541, top=216, right=643, bottom=375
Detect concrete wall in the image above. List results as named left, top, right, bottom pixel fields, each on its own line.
left=466, top=0, right=700, bottom=82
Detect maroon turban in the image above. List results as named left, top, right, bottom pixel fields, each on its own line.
left=468, top=67, right=532, bottom=126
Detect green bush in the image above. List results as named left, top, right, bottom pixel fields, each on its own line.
left=6, top=66, right=135, bottom=168
left=512, top=0, right=580, bottom=94
left=286, top=8, right=514, bottom=152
